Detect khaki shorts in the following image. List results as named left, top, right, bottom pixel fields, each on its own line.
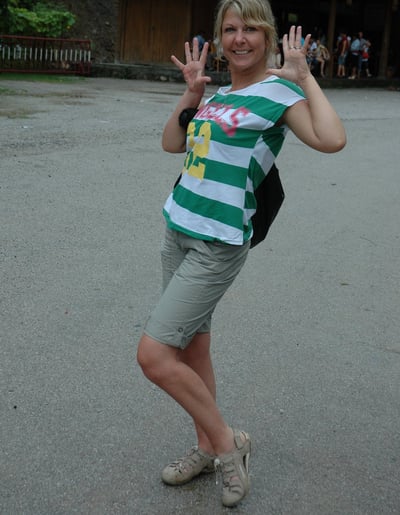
left=144, top=228, right=250, bottom=349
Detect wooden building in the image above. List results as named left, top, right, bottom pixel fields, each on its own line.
left=117, top=0, right=399, bottom=78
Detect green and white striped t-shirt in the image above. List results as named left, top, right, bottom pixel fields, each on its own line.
left=163, top=76, right=305, bottom=245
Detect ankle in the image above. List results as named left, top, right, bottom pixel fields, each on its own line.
left=197, top=442, right=215, bottom=456
left=214, top=426, right=234, bottom=455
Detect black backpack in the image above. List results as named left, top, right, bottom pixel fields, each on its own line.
left=250, top=163, right=284, bottom=248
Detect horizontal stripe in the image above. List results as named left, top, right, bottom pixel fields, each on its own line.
left=163, top=201, right=249, bottom=245
left=253, top=137, right=276, bottom=180
left=173, top=184, right=244, bottom=230
left=213, top=77, right=305, bottom=122
left=202, top=160, right=247, bottom=189
left=212, top=92, right=287, bottom=124
left=203, top=122, right=270, bottom=150
left=247, top=157, right=266, bottom=189
left=218, top=75, right=305, bottom=104
left=261, top=126, right=286, bottom=156
left=244, top=189, right=257, bottom=210
left=179, top=172, right=246, bottom=208
left=265, top=77, right=306, bottom=98
left=206, top=138, right=253, bottom=166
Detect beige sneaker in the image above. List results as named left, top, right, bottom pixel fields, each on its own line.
left=214, top=429, right=251, bottom=507
left=161, top=446, right=215, bottom=485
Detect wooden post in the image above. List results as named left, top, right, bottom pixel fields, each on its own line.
left=378, top=0, right=394, bottom=78
left=0, top=0, right=10, bottom=33
left=326, top=0, right=337, bottom=78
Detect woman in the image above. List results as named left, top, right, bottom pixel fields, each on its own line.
left=313, top=39, right=330, bottom=77
left=137, top=0, right=346, bottom=508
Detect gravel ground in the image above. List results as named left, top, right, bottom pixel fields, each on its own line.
left=1, top=77, right=399, bottom=514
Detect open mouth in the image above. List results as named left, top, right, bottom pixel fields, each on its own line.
left=233, top=50, right=251, bottom=55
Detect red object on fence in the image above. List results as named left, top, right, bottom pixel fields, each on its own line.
left=0, top=35, right=91, bottom=75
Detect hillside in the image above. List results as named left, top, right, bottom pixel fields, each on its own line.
left=54, top=0, right=118, bottom=62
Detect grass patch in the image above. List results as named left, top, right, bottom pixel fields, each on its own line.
left=0, top=86, right=15, bottom=95
left=0, top=72, right=87, bottom=84
left=0, top=108, right=38, bottom=118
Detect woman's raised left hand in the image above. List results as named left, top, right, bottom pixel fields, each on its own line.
left=267, top=26, right=312, bottom=85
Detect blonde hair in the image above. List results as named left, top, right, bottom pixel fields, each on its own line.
left=214, top=0, right=277, bottom=61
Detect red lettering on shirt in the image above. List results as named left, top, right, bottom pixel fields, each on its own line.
left=196, top=102, right=250, bottom=137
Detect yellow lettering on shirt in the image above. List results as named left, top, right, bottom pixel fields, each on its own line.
left=182, top=121, right=211, bottom=180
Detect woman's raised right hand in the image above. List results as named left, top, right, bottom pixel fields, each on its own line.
left=171, top=38, right=211, bottom=95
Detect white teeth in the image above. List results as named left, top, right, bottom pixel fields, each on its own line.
left=234, top=51, right=249, bottom=55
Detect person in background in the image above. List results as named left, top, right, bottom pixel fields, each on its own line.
left=336, top=31, right=349, bottom=77
left=357, top=31, right=367, bottom=76
left=269, top=40, right=282, bottom=68
left=359, top=39, right=372, bottom=77
left=193, top=30, right=206, bottom=52
left=349, top=32, right=361, bottom=79
left=137, top=0, right=346, bottom=508
left=314, top=39, right=330, bottom=77
left=306, top=36, right=316, bottom=69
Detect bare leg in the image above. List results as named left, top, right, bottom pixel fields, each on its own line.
left=319, top=58, right=325, bottom=77
left=137, top=333, right=233, bottom=455
left=180, top=332, right=216, bottom=454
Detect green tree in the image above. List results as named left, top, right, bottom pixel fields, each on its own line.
left=1, top=0, right=76, bottom=37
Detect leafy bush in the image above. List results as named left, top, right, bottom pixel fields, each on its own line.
left=3, top=1, right=76, bottom=37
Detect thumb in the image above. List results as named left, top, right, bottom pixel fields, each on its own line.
left=266, top=67, right=282, bottom=77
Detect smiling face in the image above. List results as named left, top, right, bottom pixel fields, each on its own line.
left=221, top=8, right=267, bottom=73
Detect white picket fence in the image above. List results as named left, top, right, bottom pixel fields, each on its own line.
left=0, top=35, right=91, bottom=75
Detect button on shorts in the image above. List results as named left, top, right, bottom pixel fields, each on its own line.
left=144, top=227, right=250, bottom=349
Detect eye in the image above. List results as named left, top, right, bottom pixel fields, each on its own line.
left=223, top=26, right=235, bottom=33
left=244, top=26, right=257, bottom=32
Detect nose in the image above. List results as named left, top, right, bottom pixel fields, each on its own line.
left=234, top=29, right=246, bottom=44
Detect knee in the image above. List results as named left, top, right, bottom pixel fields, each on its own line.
left=137, top=336, right=154, bottom=379
left=136, top=334, right=171, bottom=384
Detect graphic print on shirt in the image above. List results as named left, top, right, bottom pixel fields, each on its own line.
left=196, top=102, right=250, bottom=137
left=182, top=120, right=211, bottom=180
left=182, top=103, right=251, bottom=181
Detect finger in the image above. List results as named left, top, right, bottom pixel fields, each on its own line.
left=171, top=54, right=184, bottom=70
left=184, top=41, right=192, bottom=63
left=295, top=26, right=302, bottom=48
left=303, top=33, right=312, bottom=49
left=196, top=75, right=212, bottom=86
left=199, top=41, right=209, bottom=66
left=266, top=67, right=281, bottom=78
left=282, top=33, right=289, bottom=52
left=192, top=38, right=199, bottom=61
left=171, top=54, right=185, bottom=69
left=288, top=25, right=296, bottom=49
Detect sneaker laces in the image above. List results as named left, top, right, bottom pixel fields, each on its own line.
left=169, top=446, right=201, bottom=473
left=214, top=457, right=221, bottom=485
left=214, top=456, right=239, bottom=488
